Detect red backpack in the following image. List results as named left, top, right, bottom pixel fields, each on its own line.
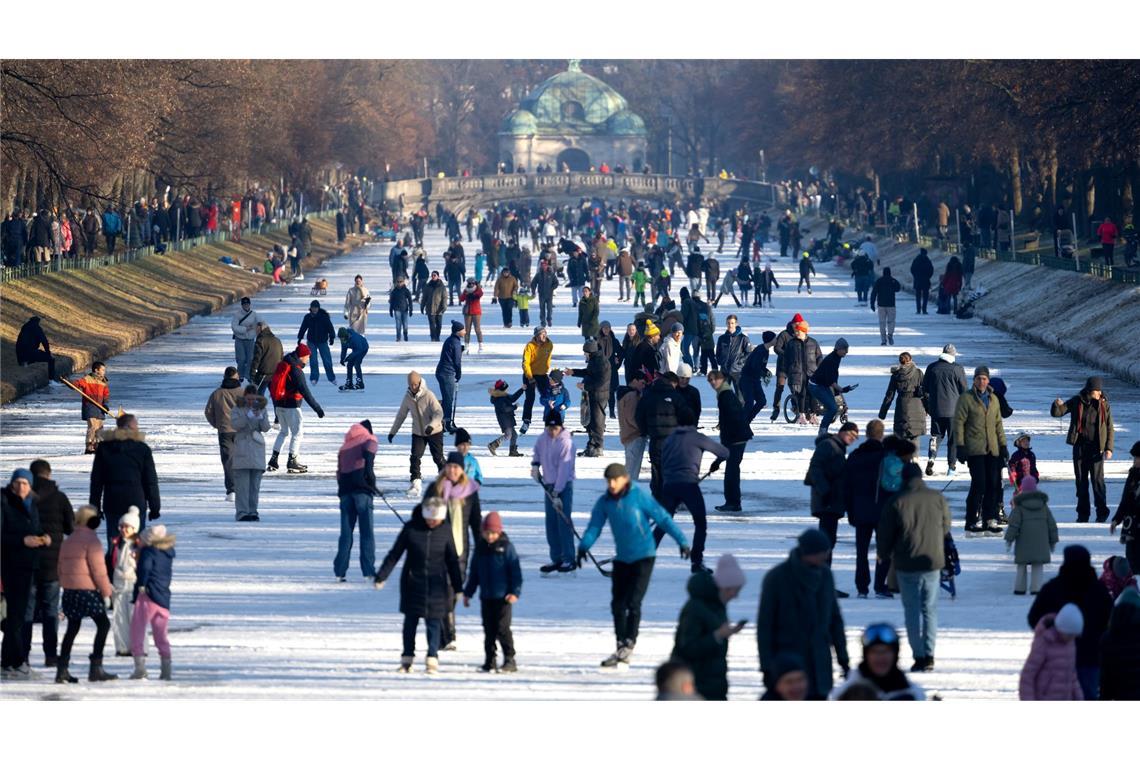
left=269, top=359, right=292, bottom=403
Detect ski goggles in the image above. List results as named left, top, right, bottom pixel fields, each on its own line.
left=861, top=623, right=900, bottom=648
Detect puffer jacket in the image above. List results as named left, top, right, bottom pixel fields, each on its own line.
left=133, top=535, right=175, bottom=610
left=459, top=284, right=484, bottom=316
left=463, top=533, right=522, bottom=601
left=954, top=388, right=1006, bottom=458
left=922, top=355, right=968, bottom=418
left=636, top=378, right=681, bottom=441
left=390, top=384, right=444, bottom=438
left=806, top=434, right=848, bottom=517
left=715, top=385, right=752, bottom=446
left=715, top=327, right=752, bottom=378
left=842, top=439, right=886, bottom=528
left=490, top=387, right=525, bottom=431
left=579, top=483, right=688, bottom=563
left=671, top=570, right=730, bottom=700
left=879, top=362, right=927, bottom=439
left=229, top=396, right=271, bottom=470
left=375, top=508, right=464, bottom=618
left=1004, top=491, right=1058, bottom=565
left=57, top=525, right=113, bottom=597
left=1019, top=614, right=1083, bottom=700
left=782, top=334, right=823, bottom=392
left=522, top=337, right=553, bottom=379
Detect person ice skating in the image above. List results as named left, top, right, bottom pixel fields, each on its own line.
left=797, top=251, right=816, bottom=294
left=230, top=296, right=259, bottom=382
left=421, top=271, right=448, bottom=341
left=877, top=463, right=951, bottom=672
left=756, top=260, right=778, bottom=308
left=530, top=257, right=559, bottom=328
left=344, top=274, right=371, bottom=334
left=714, top=315, right=751, bottom=400
left=617, top=373, right=650, bottom=481
left=922, top=343, right=968, bottom=476
left=89, top=414, right=161, bottom=544
left=1109, top=441, right=1140, bottom=573
left=463, top=512, right=522, bottom=673
left=337, top=326, right=370, bottom=391
left=75, top=361, right=110, bottom=454
left=521, top=327, right=553, bottom=434
left=1099, top=586, right=1140, bottom=699
left=203, top=367, right=244, bottom=501
left=1051, top=376, right=1115, bottom=523
left=488, top=380, right=525, bottom=457
left=579, top=463, right=691, bottom=668
left=757, top=528, right=850, bottom=699
left=459, top=278, right=485, bottom=351
left=494, top=268, right=518, bottom=327
left=436, top=321, right=465, bottom=434
left=1028, top=545, right=1113, bottom=699
left=670, top=554, right=747, bottom=700
left=1008, top=432, right=1040, bottom=493
left=657, top=405, right=727, bottom=572
left=108, top=507, right=139, bottom=657
left=1, top=470, right=51, bottom=679
left=1019, top=603, right=1085, bottom=701
left=129, top=524, right=176, bottom=680
left=298, top=301, right=336, bottom=384
left=374, top=498, right=464, bottom=674
left=532, top=412, right=577, bottom=575
left=870, top=267, right=901, bottom=345
left=808, top=338, right=853, bottom=437
left=250, top=321, right=285, bottom=396
left=54, top=505, right=116, bottom=683
left=1004, top=476, right=1058, bottom=595
left=23, top=460, right=73, bottom=669
left=707, top=371, right=752, bottom=513
left=267, top=344, right=325, bottom=474
left=850, top=248, right=875, bottom=305
left=230, top=385, right=270, bottom=521
left=830, top=623, right=926, bottom=700
left=841, top=419, right=892, bottom=598
left=334, top=421, right=379, bottom=582
left=631, top=262, right=650, bottom=308
left=878, top=352, right=926, bottom=444
left=564, top=339, right=610, bottom=457
left=954, top=365, right=1006, bottom=534
left=806, top=422, right=859, bottom=570
left=513, top=287, right=531, bottom=328
left=740, top=331, right=773, bottom=423
left=453, top=428, right=483, bottom=485
left=15, top=315, right=57, bottom=381
left=910, top=248, right=934, bottom=314
left=577, top=285, right=599, bottom=339
left=389, top=277, right=413, bottom=342
left=388, top=371, right=446, bottom=499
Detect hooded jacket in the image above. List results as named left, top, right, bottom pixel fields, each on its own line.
left=337, top=422, right=378, bottom=497
left=580, top=483, right=688, bottom=563
left=229, top=395, right=271, bottom=470
left=635, top=378, right=680, bottom=441
left=298, top=308, right=336, bottom=345
left=1004, top=491, right=1058, bottom=565
left=15, top=317, right=51, bottom=364
left=204, top=377, right=244, bottom=433
left=806, top=433, right=848, bottom=517
left=463, top=532, right=522, bottom=601
left=879, top=362, right=927, bottom=439
left=671, top=571, right=730, bottom=700
left=30, top=477, right=74, bottom=583
left=1019, top=614, right=1084, bottom=700
left=842, top=438, right=887, bottom=528
left=89, top=428, right=161, bottom=522
left=375, top=508, right=463, bottom=618
left=390, top=383, right=444, bottom=438
left=876, top=477, right=952, bottom=572
left=715, top=384, right=752, bottom=446
left=57, top=525, right=113, bottom=597
left=133, top=534, right=175, bottom=610
left=1099, top=591, right=1140, bottom=700
left=1028, top=553, right=1113, bottom=668
left=577, top=295, right=599, bottom=338
left=922, top=355, right=968, bottom=418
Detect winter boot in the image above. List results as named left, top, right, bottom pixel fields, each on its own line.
left=160, top=657, right=172, bottom=681
left=354, top=379, right=365, bottom=390
left=508, top=447, right=524, bottom=457
left=480, top=657, right=496, bottom=673
left=488, top=440, right=500, bottom=456
left=130, top=656, right=148, bottom=679
left=339, top=381, right=356, bottom=391
left=925, top=460, right=935, bottom=477
left=54, top=656, right=78, bottom=684
left=396, top=655, right=413, bottom=674
left=425, top=656, right=439, bottom=674
left=406, top=478, right=422, bottom=498
left=540, top=561, right=560, bottom=576
left=499, top=658, right=517, bottom=673
left=88, top=654, right=118, bottom=682
left=519, top=420, right=530, bottom=435
left=287, top=455, right=308, bottom=473
left=267, top=451, right=280, bottom=472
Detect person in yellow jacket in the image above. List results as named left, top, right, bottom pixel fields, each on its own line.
left=520, top=326, right=554, bottom=434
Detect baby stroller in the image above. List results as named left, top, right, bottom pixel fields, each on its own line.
left=940, top=533, right=961, bottom=599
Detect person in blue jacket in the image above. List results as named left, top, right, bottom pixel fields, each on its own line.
left=463, top=512, right=522, bottom=673
left=337, top=327, right=369, bottom=391
left=540, top=369, right=571, bottom=425
left=130, top=524, right=176, bottom=680
left=579, top=463, right=690, bottom=669
left=435, top=320, right=465, bottom=433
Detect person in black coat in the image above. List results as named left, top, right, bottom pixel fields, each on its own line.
left=374, top=498, right=464, bottom=673
left=88, top=415, right=161, bottom=546
left=740, top=331, right=774, bottom=423
left=564, top=338, right=611, bottom=456
left=841, top=421, right=889, bottom=598
left=596, top=321, right=621, bottom=418
left=15, top=316, right=57, bottom=381
left=297, top=301, right=336, bottom=384
left=1, top=469, right=50, bottom=673
left=25, top=460, right=75, bottom=667
left=909, top=248, right=935, bottom=314
left=1109, top=441, right=1140, bottom=572
left=1099, top=587, right=1140, bottom=700
left=806, top=423, right=859, bottom=571
left=709, top=371, right=753, bottom=512
left=636, top=374, right=681, bottom=501
left=1027, top=544, right=1114, bottom=699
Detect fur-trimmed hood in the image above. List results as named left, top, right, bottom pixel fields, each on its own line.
left=100, top=427, right=146, bottom=443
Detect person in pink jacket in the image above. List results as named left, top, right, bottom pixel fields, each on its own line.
left=54, top=505, right=117, bottom=683
left=459, top=278, right=485, bottom=351
left=1019, top=603, right=1084, bottom=700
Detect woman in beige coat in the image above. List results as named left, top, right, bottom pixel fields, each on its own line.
left=344, top=274, right=371, bottom=333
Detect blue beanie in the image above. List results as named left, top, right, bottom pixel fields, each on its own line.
left=10, top=468, right=33, bottom=485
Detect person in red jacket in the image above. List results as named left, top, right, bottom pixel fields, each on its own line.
left=1096, top=217, right=1119, bottom=267
left=74, top=362, right=110, bottom=454
left=459, top=278, right=485, bottom=352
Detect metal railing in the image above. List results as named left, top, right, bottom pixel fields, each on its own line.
left=1, top=210, right=337, bottom=284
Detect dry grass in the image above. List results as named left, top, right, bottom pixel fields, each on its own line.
left=1, top=219, right=362, bottom=404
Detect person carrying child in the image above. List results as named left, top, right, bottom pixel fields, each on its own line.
left=1004, top=476, right=1058, bottom=595
left=109, top=506, right=140, bottom=657
left=488, top=380, right=525, bottom=457
left=463, top=512, right=522, bottom=673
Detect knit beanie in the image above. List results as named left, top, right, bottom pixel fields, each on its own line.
left=797, top=528, right=831, bottom=556
left=583, top=338, right=599, bottom=354
left=119, top=506, right=141, bottom=531
left=973, top=365, right=990, bottom=378
left=1085, top=376, right=1103, bottom=393
left=482, top=512, right=503, bottom=533
left=713, top=554, right=746, bottom=590
left=446, top=451, right=465, bottom=467
left=645, top=320, right=661, bottom=338
left=310, top=299, right=321, bottom=309
left=9, top=468, right=33, bottom=485
left=454, top=428, right=472, bottom=446
left=295, top=343, right=312, bottom=358
left=142, top=524, right=167, bottom=544
left=835, top=337, right=849, bottom=351
left=1020, top=475, right=1038, bottom=493
left=421, top=498, right=447, bottom=522
left=1054, top=603, right=1084, bottom=637
left=451, top=320, right=464, bottom=334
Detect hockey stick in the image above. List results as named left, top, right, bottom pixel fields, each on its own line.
left=540, top=482, right=613, bottom=577
left=60, top=377, right=122, bottom=417
left=374, top=489, right=407, bottom=525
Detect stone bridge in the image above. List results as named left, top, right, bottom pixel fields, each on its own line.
left=370, top=172, right=786, bottom=216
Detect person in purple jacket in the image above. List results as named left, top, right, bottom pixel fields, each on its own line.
left=531, top=411, right=577, bottom=576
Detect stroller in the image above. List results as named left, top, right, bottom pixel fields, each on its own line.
left=940, top=532, right=961, bottom=599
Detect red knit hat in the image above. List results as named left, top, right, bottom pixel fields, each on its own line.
left=792, top=313, right=805, bottom=324
left=482, top=512, right=503, bottom=533
left=296, top=343, right=312, bottom=358
left=494, top=379, right=508, bottom=391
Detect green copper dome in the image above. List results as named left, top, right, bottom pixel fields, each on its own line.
left=499, top=63, right=647, bottom=137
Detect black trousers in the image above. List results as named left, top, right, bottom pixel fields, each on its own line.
left=648, top=437, right=667, bottom=502
left=914, top=286, right=930, bottom=313
left=584, top=390, right=607, bottom=451
left=499, top=299, right=513, bottom=327
left=218, top=431, right=235, bottom=494
left=0, top=565, right=33, bottom=667
left=966, top=454, right=1002, bottom=525
left=19, top=349, right=56, bottom=380
left=854, top=524, right=890, bottom=595
left=60, top=613, right=111, bottom=663
left=409, top=433, right=445, bottom=480
left=928, top=416, right=957, bottom=468
left=655, top=482, right=707, bottom=566
left=724, top=442, right=746, bottom=507
left=427, top=314, right=443, bottom=341
left=480, top=598, right=516, bottom=661
left=522, top=374, right=550, bottom=424
left=817, top=512, right=840, bottom=566
left=1073, top=443, right=1109, bottom=521
left=611, top=557, right=655, bottom=645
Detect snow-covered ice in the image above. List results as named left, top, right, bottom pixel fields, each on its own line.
left=2, top=225, right=1136, bottom=700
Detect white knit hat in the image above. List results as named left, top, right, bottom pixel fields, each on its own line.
left=1054, top=603, right=1084, bottom=637
left=118, top=506, right=140, bottom=531
left=421, top=497, right=447, bottom=522
left=713, top=554, right=746, bottom=590
left=678, top=363, right=693, bottom=379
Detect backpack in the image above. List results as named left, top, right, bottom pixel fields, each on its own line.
left=269, top=360, right=292, bottom=403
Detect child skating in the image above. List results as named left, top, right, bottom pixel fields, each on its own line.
left=463, top=512, right=522, bottom=673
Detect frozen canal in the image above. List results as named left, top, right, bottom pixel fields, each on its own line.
left=3, top=225, right=1137, bottom=700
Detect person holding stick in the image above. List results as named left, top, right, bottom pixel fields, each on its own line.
left=74, top=362, right=110, bottom=455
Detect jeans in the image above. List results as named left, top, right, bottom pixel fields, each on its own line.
left=724, top=442, right=746, bottom=507
left=499, top=299, right=513, bottom=327
left=308, top=340, right=335, bottom=382
left=480, top=599, right=516, bottom=662
left=1072, top=444, right=1108, bottom=521
left=344, top=348, right=368, bottom=384
left=394, top=310, right=409, bottom=341
left=544, top=483, right=575, bottom=564
left=808, top=383, right=839, bottom=436
left=619, top=274, right=631, bottom=299
left=273, top=407, right=304, bottom=456
left=656, top=482, right=707, bottom=566
left=854, top=525, right=890, bottom=595
left=233, top=469, right=263, bottom=519
left=535, top=297, right=553, bottom=327
left=409, top=433, right=445, bottom=481
left=448, top=280, right=461, bottom=303
left=334, top=492, right=376, bottom=578
left=436, top=372, right=458, bottom=429
left=742, top=377, right=767, bottom=422
left=234, top=339, right=255, bottom=382
left=218, top=431, right=235, bottom=494
left=915, top=286, right=930, bottom=313
left=625, top=436, right=648, bottom=481
left=402, top=615, right=442, bottom=658
left=1077, top=666, right=1100, bottom=700
left=611, top=557, right=655, bottom=645
left=896, top=570, right=940, bottom=659
left=876, top=306, right=896, bottom=343
left=927, top=417, right=957, bottom=470
left=965, top=454, right=1002, bottom=526
left=518, top=308, right=529, bottom=327
left=427, top=314, right=442, bottom=341
left=571, top=285, right=583, bottom=306
left=22, top=579, right=61, bottom=661
left=681, top=334, right=697, bottom=367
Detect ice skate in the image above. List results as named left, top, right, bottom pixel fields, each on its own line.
left=286, top=455, right=307, bottom=473
left=266, top=451, right=280, bottom=472
left=540, top=561, right=560, bottom=577
left=406, top=478, right=422, bottom=498
left=488, top=440, right=500, bottom=456
left=425, top=656, right=439, bottom=675
left=396, top=656, right=413, bottom=674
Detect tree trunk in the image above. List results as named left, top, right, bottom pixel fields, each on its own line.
left=1010, top=146, right=1022, bottom=216
left=1047, top=142, right=1058, bottom=208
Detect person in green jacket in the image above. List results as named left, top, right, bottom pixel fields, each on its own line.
left=631, top=264, right=650, bottom=308
left=1003, top=476, right=1058, bottom=594
left=953, top=365, right=1007, bottom=534
left=577, top=285, right=599, bottom=338
left=671, top=554, right=747, bottom=700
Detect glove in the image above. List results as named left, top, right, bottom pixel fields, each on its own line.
left=531, top=466, right=543, bottom=484
left=576, top=547, right=588, bottom=569
left=999, top=446, right=1010, bottom=463
left=680, top=546, right=692, bottom=560
left=387, top=433, right=395, bottom=444
left=148, top=509, right=160, bottom=521
left=317, top=409, right=326, bottom=419
left=424, top=426, right=434, bottom=436
left=957, top=453, right=968, bottom=465
left=841, top=385, right=855, bottom=394
left=710, top=458, right=723, bottom=473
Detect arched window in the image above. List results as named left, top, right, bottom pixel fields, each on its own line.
left=561, top=101, right=586, bottom=121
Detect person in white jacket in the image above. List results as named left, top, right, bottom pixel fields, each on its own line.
left=110, top=507, right=140, bottom=656
left=659, top=323, right=685, bottom=375
left=230, top=297, right=260, bottom=382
